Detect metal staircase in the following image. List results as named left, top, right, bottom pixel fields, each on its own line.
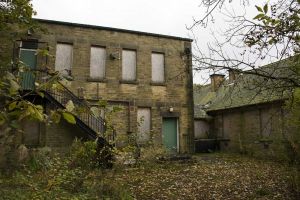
left=12, top=39, right=114, bottom=145
left=36, top=71, right=115, bottom=142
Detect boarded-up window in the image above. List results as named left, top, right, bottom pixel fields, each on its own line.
left=122, top=50, right=136, bottom=81
left=90, top=46, right=106, bottom=79
left=137, top=108, right=151, bottom=144
left=151, top=53, right=165, bottom=83
left=55, top=43, right=73, bottom=75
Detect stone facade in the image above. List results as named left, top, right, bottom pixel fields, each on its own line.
left=18, top=19, right=194, bottom=153
left=194, top=67, right=293, bottom=158
left=209, top=101, right=287, bottom=158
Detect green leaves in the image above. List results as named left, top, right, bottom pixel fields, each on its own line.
left=62, top=112, right=76, bottom=124
left=17, top=103, right=44, bottom=122
left=253, top=4, right=269, bottom=20
left=263, top=3, right=268, bottom=14
left=253, top=13, right=265, bottom=20
left=8, top=102, right=17, bottom=111
left=255, top=4, right=268, bottom=13
left=0, top=0, right=35, bottom=31
left=255, top=5, right=263, bottom=12
left=250, top=1, right=300, bottom=55
left=0, top=115, right=5, bottom=126
left=50, top=111, right=61, bottom=124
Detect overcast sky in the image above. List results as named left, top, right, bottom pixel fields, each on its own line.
left=31, top=0, right=267, bottom=83
left=32, top=0, right=204, bottom=38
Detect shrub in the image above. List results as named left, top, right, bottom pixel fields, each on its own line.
left=27, top=147, right=52, bottom=171
left=70, top=138, right=115, bottom=169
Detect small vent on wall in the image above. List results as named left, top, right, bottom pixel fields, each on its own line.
left=110, top=51, right=120, bottom=60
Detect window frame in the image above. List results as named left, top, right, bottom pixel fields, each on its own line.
left=55, top=42, right=73, bottom=76
left=89, top=45, right=107, bottom=81
left=137, top=107, right=152, bottom=145
left=121, top=48, right=137, bottom=83
left=151, top=51, right=166, bottom=85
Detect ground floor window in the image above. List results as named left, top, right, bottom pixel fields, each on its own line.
left=137, top=108, right=151, bottom=144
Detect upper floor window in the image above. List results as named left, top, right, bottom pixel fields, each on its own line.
left=122, top=49, right=136, bottom=81
left=55, top=43, right=73, bottom=75
left=90, top=46, right=106, bottom=79
left=151, top=52, right=165, bottom=83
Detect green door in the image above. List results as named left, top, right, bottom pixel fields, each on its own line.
left=162, top=118, right=178, bottom=153
left=19, top=49, right=37, bottom=90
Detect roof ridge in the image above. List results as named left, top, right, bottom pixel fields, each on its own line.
left=34, top=18, right=193, bottom=42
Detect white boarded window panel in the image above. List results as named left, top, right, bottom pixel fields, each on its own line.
left=137, top=108, right=151, bottom=144
left=151, top=53, right=164, bottom=82
left=122, top=50, right=136, bottom=81
left=55, top=43, right=73, bottom=75
left=90, top=47, right=106, bottom=79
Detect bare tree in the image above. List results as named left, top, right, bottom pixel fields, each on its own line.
left=190, top=0, right=300, bottom=93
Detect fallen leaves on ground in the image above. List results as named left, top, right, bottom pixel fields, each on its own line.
left=0, top=153, right=297, bottom=200
left=111, top=154, right=297, bottom=200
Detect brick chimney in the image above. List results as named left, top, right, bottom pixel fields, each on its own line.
left=228, top=69, right=239, bottom=82
left=210, top=74, right=225, bottom=92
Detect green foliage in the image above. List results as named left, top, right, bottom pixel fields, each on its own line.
left=70, top=139, right=97, bottom=168
left=0, top=150, right=133, bottom=200
left=0, top=0, right=36, bottom=31
left=27, top=147, right=52, bottom=171
left=0, top=151, right=297, bottom=199
left=0, top=70, right=77, bottom=130
left=62, top=112, right=76, bottom=124
left=70, top=139, right=115, bottom=169
left=246, top=1, right=300, bottom=54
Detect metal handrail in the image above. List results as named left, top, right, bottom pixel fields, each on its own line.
left=35, top=70, right=115, bottom=142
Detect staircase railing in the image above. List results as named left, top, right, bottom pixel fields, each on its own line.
left=35, top=70, right=115, bottom=142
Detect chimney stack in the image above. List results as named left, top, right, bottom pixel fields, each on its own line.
left=210, top=74, right=225, bottom=92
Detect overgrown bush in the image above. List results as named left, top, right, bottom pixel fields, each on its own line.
left=70, top=138, right=115, bottom=169
left=139, top=145, right=167, bottom=163
left=27, top=147, right=52, bottom=171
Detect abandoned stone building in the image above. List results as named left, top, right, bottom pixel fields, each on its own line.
left=8, top=19, right=194, bottom=153
left=194, top=64, right=297, bottom=158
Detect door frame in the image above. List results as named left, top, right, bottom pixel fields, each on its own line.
left=19, top=47, right=38, bottom=90
left=162, top=117, right=180, bottom=153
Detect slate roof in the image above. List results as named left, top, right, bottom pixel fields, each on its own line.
left=193, top=84, right=215, bottom=119
left=194, top=57, right=299, bottom=118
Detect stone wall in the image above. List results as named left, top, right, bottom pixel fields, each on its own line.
left=209, top=101, right=287, bottom=159
left=32, top=20, right=194, bottom=153
left=194, top=120, right=210, bottom=139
